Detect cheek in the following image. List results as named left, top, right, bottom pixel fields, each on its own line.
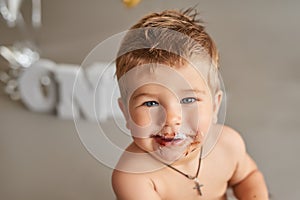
left=128, top=107, right=166, bottom=138
left=130, top=108, right=151, bottom=126
left=198, top=105, right=214, bottom=132
left=130, top=107, right=166, bottom=127
left=182, top=104, right=213, bottom=132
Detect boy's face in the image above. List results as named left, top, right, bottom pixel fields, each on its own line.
left=118, top=63, right=219, bottom=163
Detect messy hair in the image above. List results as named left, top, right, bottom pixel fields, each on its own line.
left=116, top=8, right=220, bottom=93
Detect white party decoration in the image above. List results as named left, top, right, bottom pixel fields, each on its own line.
left=18, top=59, right=57, bottom=112
left=18, top=58, right=122, bottom=121
left=55, top=63, right=98, bottom=121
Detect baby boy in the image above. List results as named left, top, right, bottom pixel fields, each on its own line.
left=112, top=9, right=268, bottom=200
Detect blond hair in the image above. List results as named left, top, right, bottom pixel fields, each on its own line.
left=116, top=8, right=220, bottom=93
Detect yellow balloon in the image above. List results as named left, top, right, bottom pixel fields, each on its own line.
left=123, top=0, right=141, bottom=8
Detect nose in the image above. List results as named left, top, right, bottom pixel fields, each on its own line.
left=164, top=105, right=182, bottom=128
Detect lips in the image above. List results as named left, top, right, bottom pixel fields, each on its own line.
left=151, top=132, right=187, bottom=146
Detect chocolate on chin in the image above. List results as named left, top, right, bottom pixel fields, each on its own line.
left=153, top=137, right=193, bottom=163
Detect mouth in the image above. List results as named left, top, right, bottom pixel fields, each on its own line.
left=151, top=132, right=187, bottom=146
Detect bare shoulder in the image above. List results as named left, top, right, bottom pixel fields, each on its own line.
left=220, top=126, right=245, bottom=150
left=217, top=125, right=246, bottom=156
left=114, top=142, right=163, bottom=174
left=217, top=125, right=259, bottom=186
left=212, top=125, right=248, bottom=175
left=112, top=143, right=162, bottom=200
left=112, top=168, right=161, bottom=200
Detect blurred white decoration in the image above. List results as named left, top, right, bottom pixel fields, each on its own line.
left=18, top=59, right=57, bottom=112
left=31, top=0, right=42, bottom=27
left=55, top=62, right=120, bottom=121
left=0, top=1, right=122, bottom=121
left=0, top=0, right=42, bottom=100
left=0, top=42, right=40, bottom=100
left=0, top=0, right=22, bottom=27
left=18, top=59, right=122, bottom=121
left=0, top=0, right=42, bottom=27
left=0, top=42, right=40, bottom=68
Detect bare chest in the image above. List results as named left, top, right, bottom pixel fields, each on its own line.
left=151, top=154, right=234, bottom=200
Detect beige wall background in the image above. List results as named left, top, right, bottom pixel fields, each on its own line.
left=1, top=0, right=299, bottom=199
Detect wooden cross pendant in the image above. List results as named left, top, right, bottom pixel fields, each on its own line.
left=193, top=178, right=204, bottom=196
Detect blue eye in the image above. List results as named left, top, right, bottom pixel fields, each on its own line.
left=180, top=97, right=197, bottom=104
left=142, top=101, right=159, bottom=107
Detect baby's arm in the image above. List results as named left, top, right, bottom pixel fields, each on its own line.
left=112, top=170, right=161, bottom=200
left=228, top=129, right=269, bottom=199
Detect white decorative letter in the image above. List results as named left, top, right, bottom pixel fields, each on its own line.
left=18, top=59, right=57, bottom=112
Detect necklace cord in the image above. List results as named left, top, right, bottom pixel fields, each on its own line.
left=146, top=145, right=204, bottom=196
left=165, top=146, right=203, bottom=180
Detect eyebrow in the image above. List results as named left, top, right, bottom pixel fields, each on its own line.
left=131, top=93, right=157, bottom=101
left=181, top=89, right=206, bottom=95
left=132, top=89, right=206, bottom=101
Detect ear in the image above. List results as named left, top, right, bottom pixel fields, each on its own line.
left=213, top=90, right=223, bottom=124
left=118, top=98, right=131, bottom=129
